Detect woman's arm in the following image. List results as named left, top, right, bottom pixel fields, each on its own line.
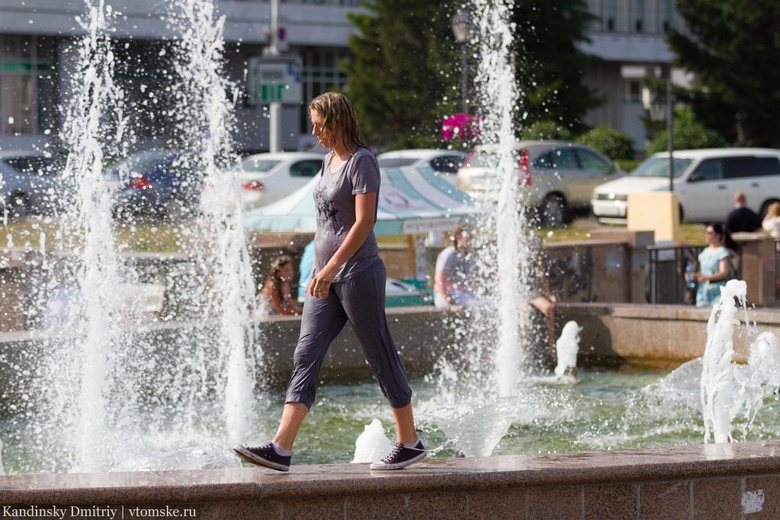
left=699, top=257, right=730, bottom=283
left=276, top=282, right=303, bottom=315
left=309, top=192, right=376, bottom=298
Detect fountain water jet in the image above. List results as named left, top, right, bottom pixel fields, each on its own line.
left=58, top=0, right=127, bottom=473
left=168, top=0, right=258, bottom=445
left=5, top=0, right=259, bottom=473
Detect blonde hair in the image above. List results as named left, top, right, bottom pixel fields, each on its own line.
left=309, top=92, right=368, bottom=154
left=768, top=202, right=780, bottom=218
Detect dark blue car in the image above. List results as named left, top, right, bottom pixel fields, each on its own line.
left=0, top=151, right=70, bottom=219
left=106, top=150, right=205, bottom=220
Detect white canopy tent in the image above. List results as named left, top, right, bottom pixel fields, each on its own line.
left=243, top=165, right=486, bottom=280
left=243, top=165, right=484, bottom=236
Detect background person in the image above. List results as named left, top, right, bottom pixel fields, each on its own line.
left=695, top=222, right=738, bottom=307
left=762, top=202, right=780, bottom=239
left=433, top=223, right=483, bottom=312
left=233, top=92, right=425, bottom=472
left=259, top=255, right=303, bottom=316
left=725, top=191, right=762, bottom=233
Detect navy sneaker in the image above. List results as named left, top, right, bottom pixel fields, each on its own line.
left=370, top=440, right=426, bottom=470
left=233, top=442, right=291, bottom=472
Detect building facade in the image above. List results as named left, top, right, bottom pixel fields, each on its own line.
left=0, top=0, right=685, bottom=154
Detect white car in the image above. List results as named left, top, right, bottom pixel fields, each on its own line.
left=376, top=149, right=468, bottom=186
left=237, top=152, right=324, bottom=210
left=591, top=148, right=780, bottom=223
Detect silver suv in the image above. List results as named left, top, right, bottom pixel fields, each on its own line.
left=456, top=141, right=622, bottom=226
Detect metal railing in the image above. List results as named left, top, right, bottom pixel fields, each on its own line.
left=646, top=244, right=704, bottom=304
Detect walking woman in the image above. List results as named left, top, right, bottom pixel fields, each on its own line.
left=233, top=92, right=425, bottom=471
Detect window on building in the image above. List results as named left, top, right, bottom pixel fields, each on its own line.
left=624, top=79, right=642, bottom=103
left=605, top=0, right=617, bottom=31
left=659, top=0, right=672, bottom=33
left=633, top=0, right=645, bottom=32
left=299, top=47, right=349, bottom=133
left=0, top=35, right=53, bottom=136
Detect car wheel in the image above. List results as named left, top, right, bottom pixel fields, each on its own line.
left=540, top=194, right=567, bottom=227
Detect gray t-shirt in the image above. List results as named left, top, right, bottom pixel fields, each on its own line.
left=435, top=246, right=475, bottom=293
left=312, top=146, right=381, bottom=282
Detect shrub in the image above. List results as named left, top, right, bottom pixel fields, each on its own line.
left=520, top=120, right=573, bottom=141
left=646, top=107, right=725, bottom=154
left=576, top=125, right=635, bottom=160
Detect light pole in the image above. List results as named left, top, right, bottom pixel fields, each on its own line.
left=451, top=10, right=471, bottom=114
left=648, top=80, right=674, bottom=193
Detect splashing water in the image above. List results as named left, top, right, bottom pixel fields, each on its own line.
left=471, top=0, right=525, bottom=398
left=170, top=0, right=258, bottom=445
left=700, top=280, right=751, bottom=443
left=351, top=419, right=393, bottom=463
left=554, top=321, right=581, bottom=379
left=57, top=0, right=127, bottom=472
left=418, top=0, right=556, bottom=459
left=11, top=0, right=259, bottom=474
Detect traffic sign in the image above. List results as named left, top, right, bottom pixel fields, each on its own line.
left=248, top=57, right=303, bottom=105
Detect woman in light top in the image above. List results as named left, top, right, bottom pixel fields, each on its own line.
left=695, top=222, right=738, bottom=307
left=233, top=92, right=425, bottom=472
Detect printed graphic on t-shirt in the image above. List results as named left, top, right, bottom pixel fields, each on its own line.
left=314, top=185, right=338, bottom=228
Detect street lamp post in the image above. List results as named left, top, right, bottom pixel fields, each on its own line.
left=451, top=10, right=471, bottom=114
left=648, top=80, right=674, bottom=193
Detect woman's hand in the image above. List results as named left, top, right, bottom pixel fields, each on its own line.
left=309, top=192, right=377, bottom=300
left=309, top=264, right=336, bottom=299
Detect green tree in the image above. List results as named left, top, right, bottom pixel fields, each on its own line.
left=668, top=0, right=780, bottom=146
left=646, top=107, right=725, bottom=154
left=345, top=0, right=458, bottom=149
left=576, top=125, right=634, bottom=160
left=512, top=0, right=602, bottom=135
left=521, top=119, right=573, bottom=141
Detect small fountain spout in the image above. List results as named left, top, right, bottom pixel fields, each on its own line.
left=555, top=321, right=582, bottom=379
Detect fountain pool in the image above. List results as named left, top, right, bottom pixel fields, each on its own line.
left=3, top=361, right=780, bottom=475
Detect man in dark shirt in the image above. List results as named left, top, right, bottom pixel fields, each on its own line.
left=725, top=191, right=762, bottom=233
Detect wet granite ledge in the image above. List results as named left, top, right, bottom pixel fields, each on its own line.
left=3, top=440, right=780, bottom=519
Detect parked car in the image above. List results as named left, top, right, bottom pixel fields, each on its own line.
left=105, top=150, right=205, bottom=220
left=591, top=148, right=780, bottom=223
left=456, top=141, right=622, bottom=226
left=0, top=151, right=69, bottom=219
left=376, top=149, right=468, bottom=186
left=237, top=152, right=324, bottom=210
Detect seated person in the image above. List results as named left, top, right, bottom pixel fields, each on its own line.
left=762, top=202, right=780, bottom=239
left=259, top=255, right=304, bottom=316
left=297, top=240, right=315, bottom=301
left=434, top=224, right=556, bottom=317
left=433, top=223, right=484, bottom=312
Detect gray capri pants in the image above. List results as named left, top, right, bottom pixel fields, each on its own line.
left=286, top=258, right=413, bottom=409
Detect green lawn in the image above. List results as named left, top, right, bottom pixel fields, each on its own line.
left=2, top=216, right=708, bottom=252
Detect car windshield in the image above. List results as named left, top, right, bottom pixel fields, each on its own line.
left=377, top=158, right=416, bottom=168
left=467, top=150, right=519, bottom=168
left=242, top=158, right=281, bottom=173
left=466, top=151, right=500, bottom=168
left=631, top=156, right=693, bottom=179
